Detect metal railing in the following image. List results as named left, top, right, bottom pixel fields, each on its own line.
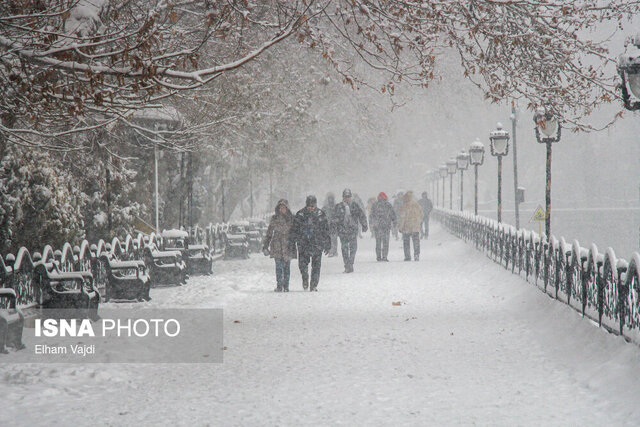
left=434, top=208, right=640, bottom=343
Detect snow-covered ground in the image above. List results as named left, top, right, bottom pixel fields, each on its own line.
left=2, top=223, right=640, bottom=425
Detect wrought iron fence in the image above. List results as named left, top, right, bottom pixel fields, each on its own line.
left=433, top=208, right=640, bottom=342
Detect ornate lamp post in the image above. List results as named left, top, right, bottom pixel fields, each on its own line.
left=446, top=158, right=457, bottom=210
left=430, top=170, right=439, bottom=208
left=534, top=107, right=561, bottom=237
left=489, top=123, right=510, bottom=223
left=618, top=34, right=640, bottom=246
left=456, top=151, right=469, bottom=211
left=469, top=139, right=485, bottom=216
left=617, top=34, right=640, bottom=111
left=439, top=164, right=448, bottom=208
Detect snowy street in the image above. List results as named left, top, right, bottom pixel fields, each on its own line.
left=2, top=223, right=640, bottom=425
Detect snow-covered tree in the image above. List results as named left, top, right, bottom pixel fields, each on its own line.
left=0, top=145, right=84, bottom=252
left=2, top=0, right=638, bottom=149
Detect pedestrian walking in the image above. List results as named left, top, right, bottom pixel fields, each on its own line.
left=366, top=196, right=377, bottom=238
left=398, top=191, right=423, bottom=261
left=322, top=192, right=338, bottom=256
left=418, top=191, right=434, bottom=239
left=333, top=188, right=368, bottom=273
left=369, top=192, right=397, bottom=261
left=290, top=195, right=331, bottom=291
left=262, top=199, right=297, bottom=292
left=392, top=190, right=404, bottom=240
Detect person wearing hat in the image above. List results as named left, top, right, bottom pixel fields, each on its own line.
left=262, top=199, right=297, bottom=292
left=369, top=192, right=397, bottom=261
left=332, top=188, right=368, bottom=273
left=289, top=195, right=331, bottom=291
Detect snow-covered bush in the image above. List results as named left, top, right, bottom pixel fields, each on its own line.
left=0, top=146, right=84, bottom=253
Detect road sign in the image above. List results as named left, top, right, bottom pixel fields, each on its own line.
left=530, top=205, right=546, bottom=235
left=530, top=205, right=546, bottom=222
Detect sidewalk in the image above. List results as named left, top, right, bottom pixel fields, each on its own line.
left=2, top=224, right=640, bottom=425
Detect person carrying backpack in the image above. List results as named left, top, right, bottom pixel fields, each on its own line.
left=290, top=195, right=331, bottom=291
left=332, top=188, right=368, bottom=273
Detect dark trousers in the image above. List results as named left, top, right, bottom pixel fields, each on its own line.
left=275, top=258, right=291, bottom=289
left=299, top=250, right=322, bottom=288
left=339, top=233, right=358, bottom=267
left=421, top=215, right=430, bottom=239
left=403, top=232, right=420, bottom=259
left=374, top=227, right=390, bottom=260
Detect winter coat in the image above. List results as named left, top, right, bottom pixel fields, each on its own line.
left=398, top=191, right=423, bottom=234
left=290, top=207, right=331, bottom=254
left=332, top=200, right=368, bottom=237
left=369, top=199, right=397, bottom=231
left=263, top=202, right=297, bottom=261
left=418, top=197, right=433, bottom=218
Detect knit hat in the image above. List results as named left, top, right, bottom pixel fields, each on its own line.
left=306, top=195, right=317, bottom=207
left=378, top=192, right=387, bottom=200
left=342, top=188, right=352, bottom=198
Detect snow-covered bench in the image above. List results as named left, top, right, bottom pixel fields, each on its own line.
left=33, top=256, right=100, bottom=320
left=95, top=239, right=151, bottom=302
left=0, top=288, right=25, bottom=353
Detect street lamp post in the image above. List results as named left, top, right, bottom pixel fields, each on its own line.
left=618, top=35, right=640, bottom=247
left=534, top=107, right=561, bottom=237
left=617, top=34, right=640, bottom=111
left=439, top=165, right=448, bottom=208
left=511, top=103, right=522, bottom=229
left=489, top=123, right=510, bottom=223
left=456, top=151, right=469, bottom=211
left=428, top=171, right=435, bottom=207
left=446, top=158, right=457, bottom=210
left=469, top=139, right=485, bottom=216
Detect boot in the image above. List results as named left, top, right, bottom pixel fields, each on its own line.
left=302, top=278, right=309, bottom=290
left=275, top=285, right=282, bottom=292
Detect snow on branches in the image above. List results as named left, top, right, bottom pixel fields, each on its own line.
left=0, top=0, right=638, bottom=147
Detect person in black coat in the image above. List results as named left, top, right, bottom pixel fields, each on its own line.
left=418, top=191, right=434, bottom=239
left=332, top=188, right=368, bottom=273
left=369, top=192, right=397, bottom=261
left=290, top=195, right=331, bottom=291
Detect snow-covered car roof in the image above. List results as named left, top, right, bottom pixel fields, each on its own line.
left=162, top=229, right=189, bottom=239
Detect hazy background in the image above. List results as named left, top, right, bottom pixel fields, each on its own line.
left=292, top=44, right=640, bottom=257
